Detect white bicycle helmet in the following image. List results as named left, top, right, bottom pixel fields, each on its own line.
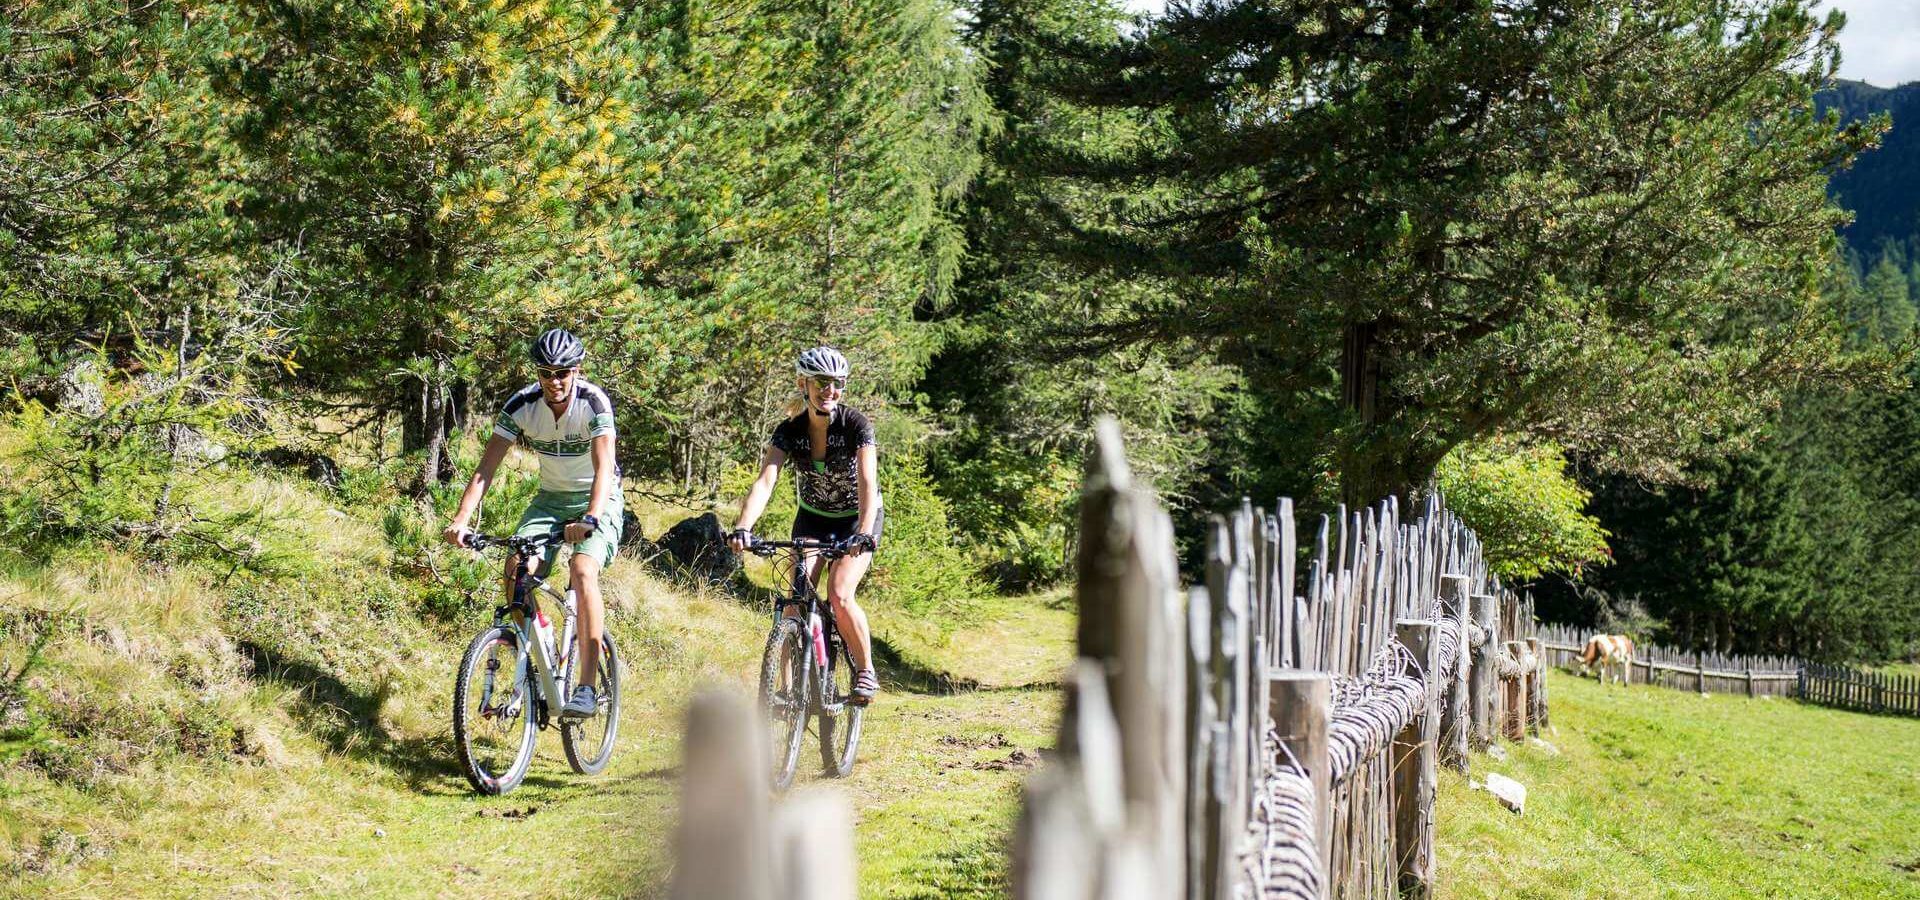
left=795, top=346, right=850, bottom=379
left=531, top=328, right=586, bottom=368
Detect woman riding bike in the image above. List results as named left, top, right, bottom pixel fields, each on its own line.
left=726, top=346, right=882, bottom=705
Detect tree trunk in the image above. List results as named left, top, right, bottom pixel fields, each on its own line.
left=401, top=364, right=460, bottom=491
left=1336, top=319, right=1437, bottom=507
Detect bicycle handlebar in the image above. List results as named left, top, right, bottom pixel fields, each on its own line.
left=463, top=528, right=567, bottom=556
left=743, top=536, right=854, bottom=559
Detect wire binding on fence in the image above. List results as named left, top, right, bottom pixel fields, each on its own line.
left=1322, top=620, right=1459, bottom=788
left=1247, top=730, right=1324, bottom=900
left=1493, top=645, right=1526, bottom=680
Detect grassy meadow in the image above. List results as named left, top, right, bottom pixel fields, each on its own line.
left=1438, top=670, right=1920, bottom=899
left=0, top=446, right=1072, bottom=899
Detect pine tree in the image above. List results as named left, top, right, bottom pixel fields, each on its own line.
left=1857, top=250, right=1915, bottom=342
left=582, top=0, right=990, bottom=487
left=990, top=0, right=1883, bottom=504
left=1569, top=259, right=1920, bottom=661
left=211, top=0, right=647, bottom=487
left=925, top=0, right=1248, bottom=504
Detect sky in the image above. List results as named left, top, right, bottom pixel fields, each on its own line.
left=1120, top=0, right=1920, bottom=88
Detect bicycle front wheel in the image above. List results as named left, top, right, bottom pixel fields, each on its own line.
left=759, top=617, right=811, bottom=792
left=453, top=625, right=537, bottom=795
left=561, top=633, right=621, bottom=775
left=818, top=634, right=864, bottom=778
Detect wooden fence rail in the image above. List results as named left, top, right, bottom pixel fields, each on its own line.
left=1536, top=624, right=1800, bottom=699
left=1801, top=663, right=1920, bottom=717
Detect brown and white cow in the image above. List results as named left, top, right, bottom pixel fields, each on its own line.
left=1580, top=634, right=1634, bottom=685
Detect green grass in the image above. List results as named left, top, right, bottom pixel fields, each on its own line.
left=0, top=457, right=1071, bottom=898
left=1870, top=661, right=1920, bottom=679
left=872, top=587, right=1076, bottom=691
left=1438, top=670, right=1920, bottom=899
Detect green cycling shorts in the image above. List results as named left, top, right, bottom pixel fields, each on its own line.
left=515, top=489, right=623, bottom=568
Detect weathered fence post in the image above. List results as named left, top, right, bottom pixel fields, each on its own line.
left=770, top=791, right=857, bottom=900
left=1502, top=641, right=1528, bottom=742
left=1439, top=575, right=1471, bottom=771
left=671, top=690, right=771, bottom=900
left=1206, top=513, right=1252, bottom=859
left=1745, top=667, right=1755, bottom=699
left=1014, top=661, right=1127, bottom=900
left=1696, top=651, right=1708, bottom=697
left=1071, top=417, right=1186, bottom=899
left=1270, top=672, right=1332, bottom=899
left=1393, top=620, right=1439, bottom=899
left=1469, top=594, right=1497, bottom=749
left=1525, top=636, right=1543, bottom=735
left=1187, top=585, right=1224, bottom=900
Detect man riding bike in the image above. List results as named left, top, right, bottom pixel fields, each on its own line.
left=444, top=328, right=623, bottom=720
left=726, top=346, right=883, bottom=705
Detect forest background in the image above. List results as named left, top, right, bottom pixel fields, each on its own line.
left=3, top=0, right=1918, bottom=666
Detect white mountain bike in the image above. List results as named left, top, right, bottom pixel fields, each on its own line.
left=452, top=528, right=621, bottom=795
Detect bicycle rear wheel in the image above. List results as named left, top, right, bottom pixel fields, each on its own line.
left=453, top=625, right=537, bottom=795
left=758, top=617, right=811, bottom=792
left=817, top=633, right=864, bottom=778
left=561, top=633, right=621, bottom=775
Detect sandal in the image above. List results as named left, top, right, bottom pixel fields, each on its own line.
left=851, top=668, right=879, bottom=705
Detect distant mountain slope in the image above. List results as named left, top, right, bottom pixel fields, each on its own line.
left=1819, top=79, right=1920, bottom=251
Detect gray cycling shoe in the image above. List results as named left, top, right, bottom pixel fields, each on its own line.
left=851, top=668, right=879, bottom=705
left=561, top=684, right=598, bottom=719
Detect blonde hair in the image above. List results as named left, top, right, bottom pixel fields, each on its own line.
left=783, top=375, right=808, bottom=418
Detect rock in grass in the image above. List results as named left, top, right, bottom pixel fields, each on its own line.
left=1486, top=744, right=1509, bottom=762
left=1484, top=772, right=1527, bottom=815
left=655, top=513, right=741, bottom=584
left=1527, top=737, right=1560, bottom=756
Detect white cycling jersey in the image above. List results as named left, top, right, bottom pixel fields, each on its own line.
left=491, top=380, right=617, bottom=492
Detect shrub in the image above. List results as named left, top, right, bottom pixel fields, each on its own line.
left=1435, top=437, right=1611, bottom=581
left=939, top=445, right=1078, bottom=590
left=870, top=451, right=986, bottom=621
left=377, top=463, right=544, bottom=621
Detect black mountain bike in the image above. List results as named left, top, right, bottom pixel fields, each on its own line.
left=745, top=537, right=866, bottom=791
left=451, top=529, right=621, bottom=795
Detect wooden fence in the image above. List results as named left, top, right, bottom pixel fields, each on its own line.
left=1010, top=419, right=1546, bottom=900
left=666, top=418, right=1553, bottom=900
left=1799, top=664, right=1920, bottom=716
left=1536, top=624, right=1800, bottom=698
left=669, top=690, right=857, bottom=900
left=1538, top=625, right=1920, bottom=718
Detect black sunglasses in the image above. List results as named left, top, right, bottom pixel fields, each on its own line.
left=810, top=375, right=847, bottom=390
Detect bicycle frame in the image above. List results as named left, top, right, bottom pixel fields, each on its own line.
left=756, top=539, right=854, bottom=710
left=477, top=532, right=578, bottom=726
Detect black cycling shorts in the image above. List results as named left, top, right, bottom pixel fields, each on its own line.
left=792, top=506, right=883, bottom=550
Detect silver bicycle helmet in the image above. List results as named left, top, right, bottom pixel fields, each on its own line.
left=795, top=346, right=850, bottom=379
left=531, top=328, right=586, bottom=368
